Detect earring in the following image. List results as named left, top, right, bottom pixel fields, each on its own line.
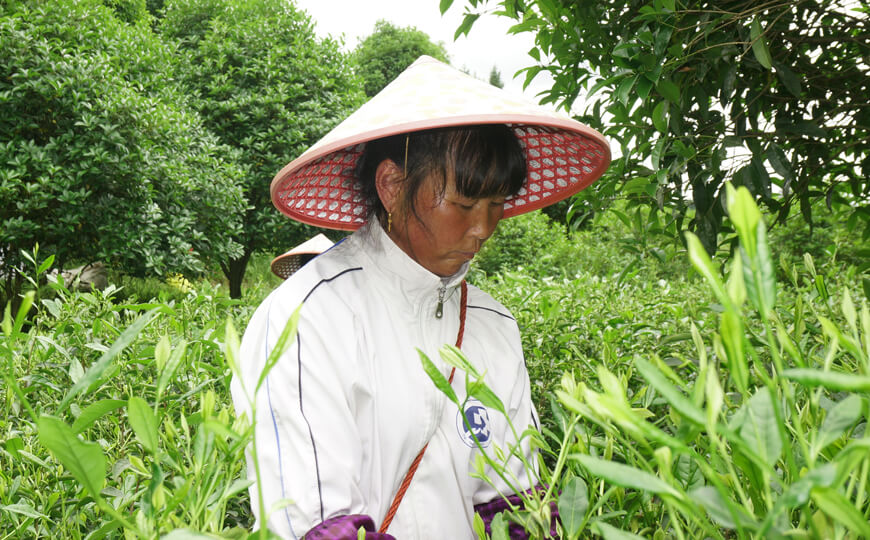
left=387, top=212, right=392, bottom=233
left=404, top=135, right=409, bottom=177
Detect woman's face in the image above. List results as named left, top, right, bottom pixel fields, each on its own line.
left=389, top=172, right=506, bottom=277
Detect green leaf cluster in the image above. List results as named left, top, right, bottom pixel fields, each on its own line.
left=445, top=0, right=870, bottom=253
left=0, top=0, right=247, bottom=301
left=159, top=0, right=365, bottom=297
left=352, top=19, right=450, bottom=97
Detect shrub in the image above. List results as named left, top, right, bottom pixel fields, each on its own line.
left=0, top=256, right=256, bottom=537
left=0, top=0, right=246, bottom=304
left=474, top=211, right=573, bottom=278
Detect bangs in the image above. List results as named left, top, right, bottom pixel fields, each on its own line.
left=442, top=125, right=526, bottom=200
left=355, top=124, right=527, bottom=225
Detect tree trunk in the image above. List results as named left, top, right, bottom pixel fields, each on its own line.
left=222, top=251, right=251, bottom=300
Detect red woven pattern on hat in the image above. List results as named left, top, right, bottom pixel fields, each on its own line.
left=503, top=125, right=608, bottom=217
left=274, top=143, right=367, bottom=229
left=274, top=124, right=608, bottom=229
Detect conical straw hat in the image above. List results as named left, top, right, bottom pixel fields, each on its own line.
left=271, top=55, right=610, bottom=230
left=270, top=233, right=334, bottom=279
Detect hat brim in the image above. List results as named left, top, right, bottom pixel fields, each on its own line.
left=270, top=234, right=334, bottom=279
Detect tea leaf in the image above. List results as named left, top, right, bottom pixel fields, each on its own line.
left=726, top=184, right=760, bottom=258
left=811, top=486, right=870, bottom=537
left=2, top=300, right=11, bottom=337
left=591, top=520, right=645, bottom=539
left=558, top=476, right=589, bottom=537
left=1, top=502, right=49, bottom=520
left=256, top=305, right=301, bottom=394
left=224, top=318, right=241, bottom=384
left=37, top=415, right=106, bottom=497
left=720, top=311, right=748, bottom=394
left=746, top=220, right=776, bottom=315
left=223, top=478, right=254, bottom=500
left=570, top=453, right=680, bottom=498
left=156, top=339, right=188, bottom=404
left=634, top=357, right=704, bottom=426
left=154, top=334, right=170, bottom=372
left=705, top=368, right=724, bottom=431
left=203, top=419, right=242, bottom=441
left=689, top=485, right=756, bottom=530
left=780, top=463, right=836, bottom=508
left=57, top=309, right=158, bottom=413
left=467, top=380, right=506, bottom=416
left=726, top=250, right=746, bottom=308
left=440, top=344, right=481, bottom=378
left=841, top=289, right=856, bottom=331
left=472, top=512, right=487, bottom=540
left=685, top=232, right=729, bottom=305
left=162, top=530, right=217, bottom=539
left=782, top=369, right=870, bottom=392
left=419, top=349, right=458, bottom=405
left=737, top=387, right=781, bottom=467
left=83, top=519, right=122, bottom=540
left=127, top=397, right=160, bottom=454
left=12, top=291, right=35, bottom=337
left=815, top=395, right=863, bottom=454
left=71, top=399, right=126, bottom=434
left=491, top=512, right=510, bottom=540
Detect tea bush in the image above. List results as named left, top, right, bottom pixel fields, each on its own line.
left=2, top=188, right=867, bottom=538
left=0, top=256, right=258, bottom=537
left=431, top=186, right=870, bottom=538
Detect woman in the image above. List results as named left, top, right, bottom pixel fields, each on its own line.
left=231, top=56, right=609, bottom=539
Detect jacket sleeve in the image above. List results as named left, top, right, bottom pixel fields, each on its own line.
left=231, top=290, right=370, bottom=539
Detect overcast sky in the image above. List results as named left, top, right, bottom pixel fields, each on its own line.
left=292, top=0, right=554, bottom=104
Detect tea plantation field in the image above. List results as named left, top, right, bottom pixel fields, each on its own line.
left=2, top=194, right=868, bottom=538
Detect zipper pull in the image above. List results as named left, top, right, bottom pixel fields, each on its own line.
left=435, top=285, right=446, bottom=319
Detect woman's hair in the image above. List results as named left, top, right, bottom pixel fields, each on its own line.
left=355, top=124, right=526, bottom=224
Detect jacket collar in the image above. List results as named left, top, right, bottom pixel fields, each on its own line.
left=355, top=216, right=468, bottom=303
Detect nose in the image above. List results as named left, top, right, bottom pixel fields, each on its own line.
left=468, top=204, right=503, bottom=244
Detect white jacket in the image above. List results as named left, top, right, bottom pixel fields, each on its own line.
left=231, top=218, right=538, bottom=539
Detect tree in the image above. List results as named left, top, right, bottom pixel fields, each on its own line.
left=444, top=0, right=870, bottom=253
left=488, top=65, right=504, bottom=88
left=353, top=19, right=450, bottom=97
left=0, top=0, right=246, bottom=304
left=160, top=0, right=365, bottom=298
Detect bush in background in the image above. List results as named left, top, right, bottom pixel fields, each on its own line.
left=0, top=0, right=246, bottom=306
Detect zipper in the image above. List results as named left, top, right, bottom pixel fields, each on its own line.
left=435, top=284, right=446, bottom=319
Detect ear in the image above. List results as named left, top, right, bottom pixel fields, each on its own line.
left=374, top=159, right=404, bottom=214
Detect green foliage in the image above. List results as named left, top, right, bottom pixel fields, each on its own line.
left=473, top=211, right=572, bottom=277
left=101, top=0, right=149, bottom=23
left=2, top=187, right=867, bottom=537
left=445, top=0, right=870, bottom=253
left=428, top=185, right=870, bottom=538
left=0, top=0, right=246, bottom=302
left=0, top=254, right=259, bottom=537
left=159, top=0, right=365, bottom=297
left=352, top=19, right=450, bottom=97
left=488, top=65, right=504, bottom=88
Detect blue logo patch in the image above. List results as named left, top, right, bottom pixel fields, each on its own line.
left=456, top=399, right=491, bottom=448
